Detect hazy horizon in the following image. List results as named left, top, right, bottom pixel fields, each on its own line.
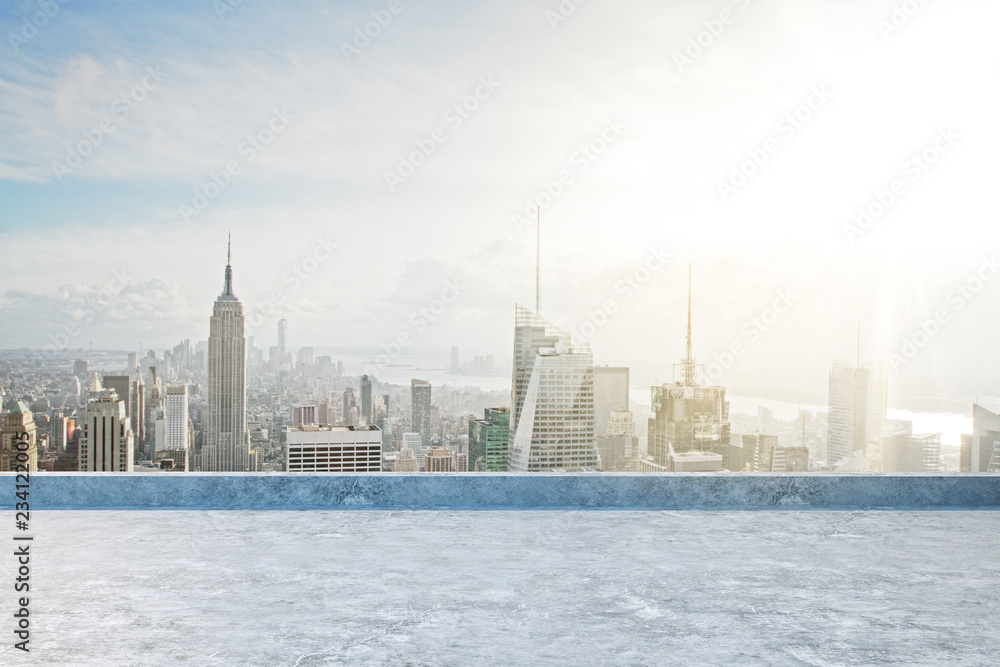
left=2, top=0, right=998, bottom=392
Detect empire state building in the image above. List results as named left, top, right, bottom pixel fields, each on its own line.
left=200, top=238, right=250, bottom=471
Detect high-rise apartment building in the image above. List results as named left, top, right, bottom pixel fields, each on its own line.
left=201, top=239, right=250, bottom=472
left=1, top=402, right=38, bottom=472
left=507, top=305, right=599, bottom=471
left=411, top=379, right=432, bottom=448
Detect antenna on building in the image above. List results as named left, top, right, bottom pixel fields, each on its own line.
left=682, top=258, right=697, bottom=387
left=222, top=233, right=234, bottom=297
left=535, top=209, right=541, bottom=315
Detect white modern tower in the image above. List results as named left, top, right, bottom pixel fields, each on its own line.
left=201, top=237, right=250, bottom=471
left=507, top=305, right=599, bottom=471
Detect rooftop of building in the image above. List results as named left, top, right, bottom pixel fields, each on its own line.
left=671, top=451, right=724, bottom=461
left=17, top=506, right=1000, bottom=665
left=288, top=424, right=381, bottom=432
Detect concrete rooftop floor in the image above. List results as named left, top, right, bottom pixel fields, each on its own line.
left=4, top=510, right=999, bottom=666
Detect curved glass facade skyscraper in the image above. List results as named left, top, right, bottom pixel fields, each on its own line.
left=507, top=305, right=598, bottom=472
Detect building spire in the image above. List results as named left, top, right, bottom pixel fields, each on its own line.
left=222, top=233, right=234, bottom=297
left=535, top=209, right=541, bottom=315
left=682, top=259, right=697, bottom=386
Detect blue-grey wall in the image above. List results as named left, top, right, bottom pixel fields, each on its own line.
left=3, top=473, right=999, bottom=510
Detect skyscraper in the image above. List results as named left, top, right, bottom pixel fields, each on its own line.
left=827, top=360, right=867, bottom=466
left=163, top=385, right=189, bottom=452
left=102, top=375, right=132, bottom=427
left=277, top=315, right=288, bottom=363
left=318, top=398, right=335, bottom=426
left=79, top=375, right=134, bottom=472
left=594, top=366, right=629, bottom=436
left=130, top=370, right=145, bottom=454
left=646, top=265, right=731, bottom=469
left=374, top=394, right=391, bottom=450
left=343, top=387, right=358, bottom=426
left=827, top=358, right=887, bottom=468
left=864, top=360, right=888, bottom=450
left=411, top=379, right=432, bottom=449
left=201, top=237, right=250, bottom=471
left=469, top=407, right=510, bottom=471
left=360, top=374, right=372, bottom=425
left=507, top=305, right=599, bottom=471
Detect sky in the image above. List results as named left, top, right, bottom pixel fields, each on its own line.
left=1, top=0, right=998, bottom=402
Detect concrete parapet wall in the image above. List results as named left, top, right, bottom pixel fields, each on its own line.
left=3, top=473, right=998, bottom=509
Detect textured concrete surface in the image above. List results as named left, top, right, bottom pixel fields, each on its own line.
left=3, top=473, right=999, bottom=509
left=3, top=510, right=999, bottom=665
